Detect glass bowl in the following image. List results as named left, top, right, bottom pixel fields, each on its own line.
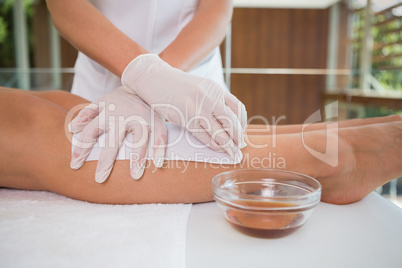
left=212, top=169, right=321, bottom=238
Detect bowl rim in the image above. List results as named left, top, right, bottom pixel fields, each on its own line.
left=213, top=195, right=321, bottom=211
left=211, top=168, right=322, bottom=206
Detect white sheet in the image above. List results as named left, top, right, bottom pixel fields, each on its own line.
left=0, top=189, right=191, bottom=268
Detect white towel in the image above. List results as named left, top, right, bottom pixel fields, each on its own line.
left=0, top=189, right=191, bottom=268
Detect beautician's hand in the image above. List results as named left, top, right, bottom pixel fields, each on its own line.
left=121, top=54, right=247, bottom=160
left=69, top=87, right=167, bottom=183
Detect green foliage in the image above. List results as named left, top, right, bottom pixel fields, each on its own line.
left=364, top=105, right=401, bottom=117
left=0, top=0, right=16, bottom=67
left=0, top=0, right=34, bottom=67
left=0, top=16, right=7, bottom=43
left=352, top=6, right=402, bottom=92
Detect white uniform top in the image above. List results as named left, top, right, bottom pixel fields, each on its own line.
left=71, top=0, right=227, bottom=102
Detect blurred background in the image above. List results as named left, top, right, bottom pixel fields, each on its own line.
left=0, top=0, right=401, bottom=205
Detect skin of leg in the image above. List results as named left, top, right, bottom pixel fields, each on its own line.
left=0, top=88, right=401, bottom=205
left=0, top=90, right=257, bottom=204
left=0, top=87, right=89, bottom=111
left=246, top=115, right=402, bottom=135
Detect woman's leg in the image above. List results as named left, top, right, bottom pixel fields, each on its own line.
left=246, top=115, right=402, bottom=135
left=0, top=87, right=89, bottom=110
left=1, top=89, right=401, bottom=205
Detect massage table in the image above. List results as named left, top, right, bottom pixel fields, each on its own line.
left=187, top=192, right=402, bottom=268
left=1, top=191, right=401, bottom=267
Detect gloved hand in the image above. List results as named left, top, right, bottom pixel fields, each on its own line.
left=121, top=54, right=247, bottom=160
left=69, top=87, right=167, bottom=183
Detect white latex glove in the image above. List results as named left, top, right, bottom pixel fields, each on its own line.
left=121, top=54, right=247, bottom=161
left=69, top=87, right=167, bottom=183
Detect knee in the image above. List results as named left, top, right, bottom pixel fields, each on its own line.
left=0, top=91, right=67, bottom=172
left=0, top=92, right=67, bottom=190
left=0, top=92, right=38, bottom=129
left=0, top=91, right=66, bottom=134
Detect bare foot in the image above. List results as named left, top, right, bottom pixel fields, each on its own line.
left=319, top=121, right=402, bottom=205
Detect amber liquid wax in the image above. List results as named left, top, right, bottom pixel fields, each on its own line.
left=226, top=200, right=304, bottom=238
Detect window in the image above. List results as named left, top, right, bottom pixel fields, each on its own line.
left=350, top=0, right=402, bottom=95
